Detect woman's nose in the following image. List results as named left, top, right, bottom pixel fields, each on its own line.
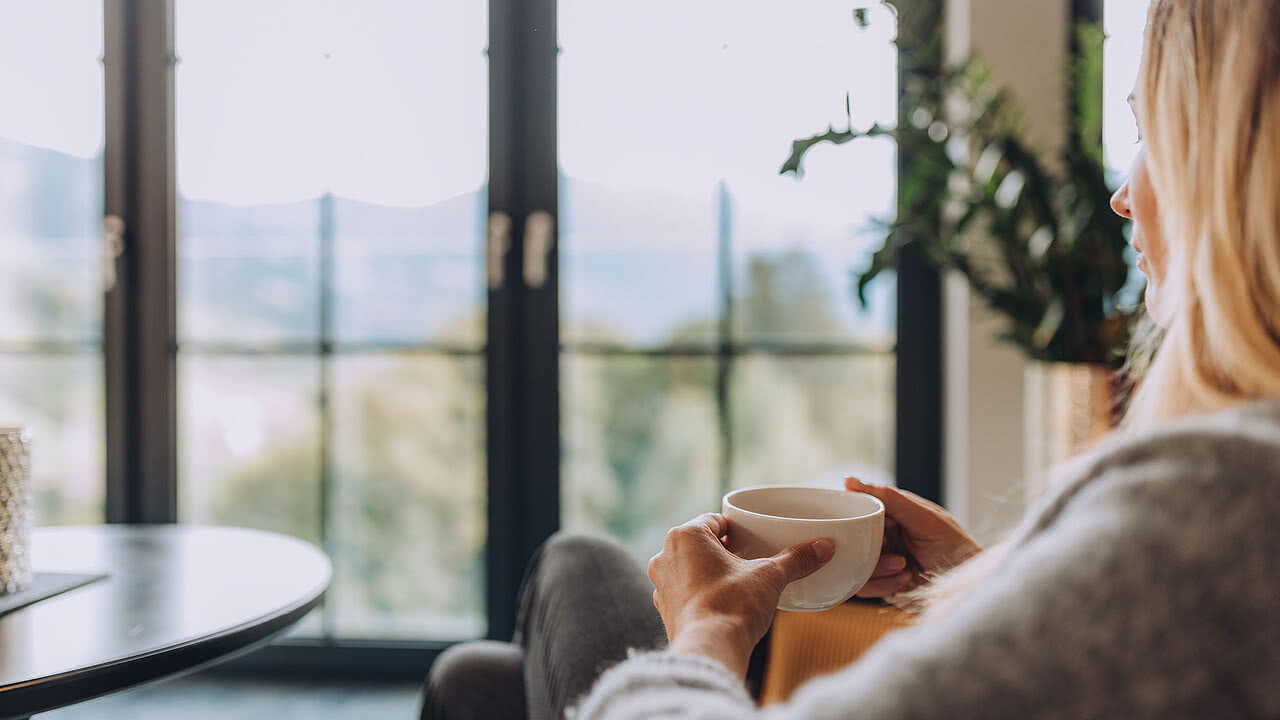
left=1110, top=182, right=1132, bottom=219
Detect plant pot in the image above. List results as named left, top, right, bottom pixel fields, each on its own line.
left=1024, top=362, right=1121, bottom=502
left=0, top=428, right=32, bottom=595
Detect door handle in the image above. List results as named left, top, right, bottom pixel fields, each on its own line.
left=522, top=211, right=554, bottom=289
left=487, top=211, right=512, bottom=290
left=102, top=214, right=125, bottom=292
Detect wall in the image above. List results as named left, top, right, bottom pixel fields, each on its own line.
left=943, top=0, right=1070, bottom=545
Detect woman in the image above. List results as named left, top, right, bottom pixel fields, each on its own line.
left=424, top=1, right=1280, bottom=717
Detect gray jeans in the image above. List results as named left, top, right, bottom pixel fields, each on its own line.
left=420, top=530, right=769, bottom=720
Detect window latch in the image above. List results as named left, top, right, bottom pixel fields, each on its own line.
left=487, top=211, right=512, bottom=290
left=102, top=214, right=125, bottom=292
left=523, top=211, right=555, bottom=289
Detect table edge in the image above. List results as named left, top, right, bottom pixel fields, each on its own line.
left=0, top=526, right=331, bottom=719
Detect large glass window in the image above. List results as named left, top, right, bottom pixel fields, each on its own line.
left=0, top=0, right=105, bottom=526
left=1103, top=0, right=1148, bottom=306
left=174, top=0, right=488, bottom=640
left=3, top=0, right=924, bottom=664
left=558, top=0, right=898, bottom=557
left=1104, top=1, right=1147, bottom=174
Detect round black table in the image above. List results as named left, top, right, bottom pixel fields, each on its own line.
left=0, top=525, right=330, bottom=719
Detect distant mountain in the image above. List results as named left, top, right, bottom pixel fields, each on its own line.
left=179, top=191, right=485, bottom=255
left=2, top=137, right=893, bottom=346
left=0, top=139, right=101, bottom=241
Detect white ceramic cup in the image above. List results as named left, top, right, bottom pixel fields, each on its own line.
left=722, top=485, right=884, bottom=612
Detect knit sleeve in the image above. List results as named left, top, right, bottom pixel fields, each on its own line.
left=572, top=426, right=1280, bottom=719
left=569, top=650, right=755, bottom=719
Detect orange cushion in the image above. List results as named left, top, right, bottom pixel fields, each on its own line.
left=760, top=600, right=917, bottom=705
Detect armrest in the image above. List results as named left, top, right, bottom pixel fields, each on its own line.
left=760, top=599, right=917, bottom=705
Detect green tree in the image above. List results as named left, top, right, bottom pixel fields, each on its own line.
left=212, top=247, right=893, bottom=629
left=565, top=249, right=893, bottom=558
left=2, top=147, right=105, bottom=525
left=738, top=249, right=849, bottom=341
left=213, top=345, right=485, bottom=636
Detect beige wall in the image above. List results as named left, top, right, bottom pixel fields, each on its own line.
left=943, top=0, right=1070, bottom=545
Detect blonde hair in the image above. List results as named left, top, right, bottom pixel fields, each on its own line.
left=1125, top=0, right=1280, bottom=423
left=916, top=0, right=1280, bottom=618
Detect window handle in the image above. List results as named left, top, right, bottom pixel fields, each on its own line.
left=487, top=211, right=512, bottom=290
left=102, top=214, right=125, bottom=292
left=523, top=211, right=555, bottom=289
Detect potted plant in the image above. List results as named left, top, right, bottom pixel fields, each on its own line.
left=781, top=20, right=1142, bottom=462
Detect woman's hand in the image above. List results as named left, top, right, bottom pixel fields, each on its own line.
left=647, top=513, right=834, bottom=679
left=847, top=477, right=982, bottom=600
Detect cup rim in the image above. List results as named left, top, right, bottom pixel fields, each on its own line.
left=723, top=485, right=885, bottom=523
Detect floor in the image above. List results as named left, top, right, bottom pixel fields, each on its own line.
left=41, top=675, right=422, bottom=720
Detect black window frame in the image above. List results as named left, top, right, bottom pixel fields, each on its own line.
left=91, top=0, right=944, bottom=677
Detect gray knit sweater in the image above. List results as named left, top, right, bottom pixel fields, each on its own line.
left=574, top=402, right=1280, bottom=719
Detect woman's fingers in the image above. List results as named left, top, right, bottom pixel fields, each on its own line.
left=663, top=514, right=733, bottom=555
left=769, top=538, right=836, bottom=585
left=679, top=512, right=728, bottom=538
left=845, top=477, right=940, bottom=529
left=870, top=553, right=907, bottom=578
left=855, top=571, right=914, bottom=599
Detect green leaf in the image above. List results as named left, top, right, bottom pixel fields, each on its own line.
left=784, top=14, right=1135, bottom=364
left=779, top=127, right=856, bottom=176
left=855, top=235, right=900, bottom=307
left=779, top=123, right=892, bottom=176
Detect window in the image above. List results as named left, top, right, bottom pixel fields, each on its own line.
left=1102, top=0, right=1148, bottom=305
left=1103, top=1, right=1147, bottom=174
left=0, top=0, right=105, bottom=526
left=558, top=0, right=899, bottom=557
left=8, top=0, right=936, bottom=669
left=173, top=0, right=489, bottom=640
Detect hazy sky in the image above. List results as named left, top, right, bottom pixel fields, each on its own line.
left=0, top=0, right=104, bottom=158
left=0, top=3, right=887, bottom=204
left=174, top=0, right=899, bottom=239
left=0, top=1, right=1144, bottom=216
left=1103, top=0, right=1147, bottom=173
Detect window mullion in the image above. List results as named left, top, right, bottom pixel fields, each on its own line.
left=715, top=181, right=734, bottom=499
left=485, top=0, right=559, bottom=642
left=514, top=0, right=560, bottom=578
left=485, top=0, right=526, bottom=642
left=893, top=0, right=944, bottom=504
left=317, top=192, right=336, bottom=639
left=103, top=0, right=178, bottom=524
